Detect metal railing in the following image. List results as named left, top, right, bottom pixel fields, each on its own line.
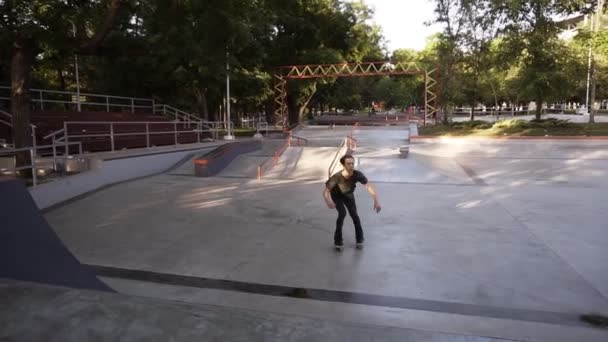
left=242, top=117, right=267, bottom=129
left=256, top=132, right=308, bottom=180
left=327, top=136, right=355, bottom=179
left=0, top=141, right=83, bottom=187
left=0, top=109, right=37, bottom=150
left=153, top=104, right=203, bottom=123
left=42, top=120, right=225, bottom=153
left=289, top=133, right=308, bottom=147
left=0, top=86, right=155, bottom=113
left=256, top=122, right=269, bottom=136
left=0, top=86, right=211, bottom=122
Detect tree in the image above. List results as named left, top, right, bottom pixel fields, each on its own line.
left=459, top=0, right=504, bottom=120
left=0, top=0, right=130, bottom=172
left=430, top=0, right=468, bottom=123
left=492, top=0, right=595, bottom=119
left=265, top=0, right=384, bottom=125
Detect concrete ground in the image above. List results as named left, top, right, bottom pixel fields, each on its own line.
left=42, top=125, right=608, bottom=341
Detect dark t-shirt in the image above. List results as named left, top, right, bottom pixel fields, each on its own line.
left=326, top=170, right=368, bottom=199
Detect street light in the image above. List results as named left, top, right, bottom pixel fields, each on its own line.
left=69, top=20, right=81, bottom=112
left=224, top=50, right=234, bottom=140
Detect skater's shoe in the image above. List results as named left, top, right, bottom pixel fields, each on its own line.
left=356, top=242, right=364, bottom=249
left=334, top=244, right=344, bottom=251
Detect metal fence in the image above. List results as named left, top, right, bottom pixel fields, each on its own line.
left=0, top=141, right=83, bottom=187
left=0, top=86, right=155, bottom=114
left=43, top=120, right=226, bottom=153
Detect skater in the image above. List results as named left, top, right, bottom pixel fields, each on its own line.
left=323, top=154, right=381, bottom=251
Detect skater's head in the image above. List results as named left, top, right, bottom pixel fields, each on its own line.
left=340, top=154, right=355, bottom=173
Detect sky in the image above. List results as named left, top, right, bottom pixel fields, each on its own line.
left=363, top=0, right=443, bottom=52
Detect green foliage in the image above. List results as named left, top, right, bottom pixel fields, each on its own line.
left=0, top=0, right=385, bottom=123
left=420, top=118, right=608, bottom=136
left=2, top=0, right=605, bottom=125
left=451, top=120, right=493, bottom=129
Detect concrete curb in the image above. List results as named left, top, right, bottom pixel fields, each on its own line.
left=411, top=135, right=608, bottom=140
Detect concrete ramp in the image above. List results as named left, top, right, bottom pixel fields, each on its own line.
left=265, top=147, right=341, bottom=180
left=218, top=154, right=269, bottom=178
left=409, top=153, right=475, bottom=184
left=0, top=178, right=112, bottom=291
left=352, top=148, right=473, bottom=185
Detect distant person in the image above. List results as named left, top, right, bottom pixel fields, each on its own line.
left=323, top=154, right=381, bottom=251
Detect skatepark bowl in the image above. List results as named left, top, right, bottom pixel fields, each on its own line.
left=1, top=125, right=608, bottom=342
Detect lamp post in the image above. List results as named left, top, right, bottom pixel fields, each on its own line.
left=69, top=20, right=81, bottom=112
left=223, top=50, right=235, bottom=140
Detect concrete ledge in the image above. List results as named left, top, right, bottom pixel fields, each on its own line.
left=194, top=141, right=262, bottom=177
left=30, top=148, right=213, bottom=210
left=412, top=135, right=608, bottom=140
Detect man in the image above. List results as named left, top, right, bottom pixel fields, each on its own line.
left=323, top=154, right=381, bottom=251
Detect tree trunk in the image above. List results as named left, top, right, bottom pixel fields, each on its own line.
left=264, top=99, right=274, bottom=124
left=489, top=82, right=499, bottom=117
left=286, top=88, right=316, bottom=128
left=193, top=87, right=209, bottom=120
left=11, top=34, right=37, bottom=176
left=79, top=0, right=127, bottom=53
left=589, top=57, right=597, bottom=123
left=286, top=96, right=298, bottom=127
left=535, top=98, right=543, bottom=120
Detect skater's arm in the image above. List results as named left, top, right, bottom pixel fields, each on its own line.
left=323, top=187, right=336, bottom=209
left=365, top=183, right=381, bottom=213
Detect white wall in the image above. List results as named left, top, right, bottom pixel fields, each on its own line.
left=30, top=149, right=208, bottom=210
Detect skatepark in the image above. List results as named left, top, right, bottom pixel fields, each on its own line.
left=2, top=124, right=607, bottom=341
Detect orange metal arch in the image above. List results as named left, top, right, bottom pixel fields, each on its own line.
left=273, top=61, right=439, bottom=129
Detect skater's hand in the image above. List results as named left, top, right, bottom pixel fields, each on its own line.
left=326, top=201, right=336, bottom=209
left=373, top=201, right=382, bottom=213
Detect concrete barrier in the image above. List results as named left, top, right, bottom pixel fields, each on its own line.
left=194, top=141, right=262, bottom=177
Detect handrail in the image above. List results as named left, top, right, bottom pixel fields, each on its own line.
left=153, top=104, right=203, bottom=123
left=0, top=86, right=207, bottom=121
left=62, top=120, right=209, bottom=125
left=327, top=137, right=348, bottom=179
left=256, top=122, right=269, bottom=136
left=0, top=141, right=83, bottom=187
left=0, top=85, right=154, bottom=113
left=327, top=134, right=357, bottom=179
left=0, top=86, right=151, bottom=101
left=1, top=109, right=38, bottom=149
left=43, top=128, right=65, bottom=140
left=62, top=120, right=216, bottom=152
left=289, top=134, right=308, bottom=147
left=257, top=135, right=293, bottom=180
left=0, top=142, right=82, bottom=155
left=0, top=109, right=37, bottom=128
left=40, top=118, right=226, bottom=154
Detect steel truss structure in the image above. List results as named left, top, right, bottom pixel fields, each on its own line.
left=273, top=61, right=439, bottom=129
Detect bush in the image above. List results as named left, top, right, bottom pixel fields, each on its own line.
left=451, top=120, right=492, bottom=129
left=492, top=119, right=530, bottom=130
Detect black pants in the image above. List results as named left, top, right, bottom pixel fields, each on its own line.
left=332, top=193, right=363, bottom=245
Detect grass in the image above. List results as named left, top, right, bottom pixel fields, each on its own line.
left=419, top=119, right=608, bottom=137
left=216, top=128, right=258, bottom=137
